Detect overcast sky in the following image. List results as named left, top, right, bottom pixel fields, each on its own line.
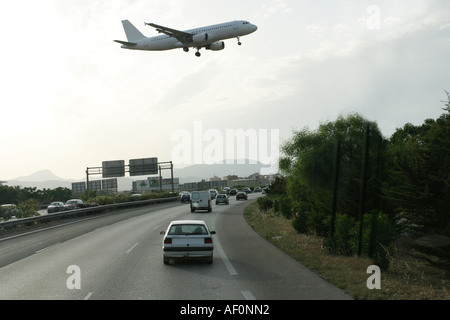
left=1, top=0, right=449, bottom=181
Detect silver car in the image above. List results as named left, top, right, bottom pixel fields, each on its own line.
left=215, top=194, right=229, bottom=205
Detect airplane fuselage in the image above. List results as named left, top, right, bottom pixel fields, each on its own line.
left=118, top=20, right=257, bottom=52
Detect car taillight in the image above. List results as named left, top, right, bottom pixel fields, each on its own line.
left=204, top=237, right=212, bottom=244
left=164, top=238, right=172, bottom=244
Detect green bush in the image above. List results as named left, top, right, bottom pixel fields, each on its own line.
left=292, top=211, right=309, bottom=234
left=257, top=196, right=273, bottom=211
left=325, top=213, right=357, bottom=255
left=273, top=198, right=280, bottom=213
left=279, top=196, right=292, bottom=219
left=359, top=210, right=398, bottom=270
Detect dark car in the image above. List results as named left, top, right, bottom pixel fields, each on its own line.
left=243, top=187, right=252, bottom=194
left=236, top=191, right=248, bottom=200
left=180, top=192, right=191, bottom=203
left=229, top=189, right=238, bottom=196
left=215, top=194, right=229, bottom=205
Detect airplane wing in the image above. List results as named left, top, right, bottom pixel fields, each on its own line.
left=145, top=23, right=193, bottom=44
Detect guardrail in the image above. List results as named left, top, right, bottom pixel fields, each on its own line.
left=0, top=196, right=179, bottom=236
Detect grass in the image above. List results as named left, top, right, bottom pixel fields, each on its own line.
left=244, top=202, right=450, bottom=300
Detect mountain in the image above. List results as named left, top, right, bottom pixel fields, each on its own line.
left=12, top=169, right=67, bottom=182
left=173, top=160, right=274, bottom=183
left=7, top=170, right=78, bottom=190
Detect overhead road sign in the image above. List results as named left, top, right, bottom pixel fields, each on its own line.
left=129, top=157, right=158, bottom=176
left=102, top=160, right=125, bottom=178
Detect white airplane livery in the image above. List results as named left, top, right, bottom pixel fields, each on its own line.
left=114, top=20, right=258, bottom=57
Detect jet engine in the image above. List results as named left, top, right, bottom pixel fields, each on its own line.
left=192, top=32, right=209, bottom=43
left=206, top=41, right=225, bottom=51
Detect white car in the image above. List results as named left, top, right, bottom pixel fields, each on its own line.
left=160, top=220, right=216, bottom=264
left=47, top=201, right=64, bottom=213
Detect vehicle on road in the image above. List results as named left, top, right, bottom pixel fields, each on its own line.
left=243, top=187, right=252, bottom=194
left=215, top=194, right=229, bottom=205
left=229, top=189, right=238, bottom=196
left=208, top=189, right=218, bottom=199
left=1, top=204, right=19, bottom=221
left=160, top=220, right=216, bottom=264
left=180, top=192, right=191, bottom=204
left=1, top=204, right=18, bottom=211
left=47, top=201, right=64, bottom=213
left=190, top=191, right=212, bottom=212
left=236, top=191, right=248, bottom=200
left=253, top=186, right=262, bottom=192
left=64, top=199, right=84, bottom=209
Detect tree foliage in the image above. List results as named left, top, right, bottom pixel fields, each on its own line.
left=384, top=94, right=450, bottom=235
left=279, top=113, right=386, bottom=227
left=276, top=93, right=450, bottom=264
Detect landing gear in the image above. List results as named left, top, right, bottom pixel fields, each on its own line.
left=195, top=47, right=201, bottom=57
left=237, top=36, right=242, bottom=46
left=183, top=47, right=189, bottom=52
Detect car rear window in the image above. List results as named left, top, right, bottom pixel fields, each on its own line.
left=168, top=224, right=208, bottom=235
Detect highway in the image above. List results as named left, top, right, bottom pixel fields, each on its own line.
left=0, top=193, right=352, bottom=300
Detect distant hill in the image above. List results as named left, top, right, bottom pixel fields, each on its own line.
left=7, top=170, right=79, bottom=190
left=173, top=160, right=275, bottom=183
left=11, top=169, right=68, bottom=182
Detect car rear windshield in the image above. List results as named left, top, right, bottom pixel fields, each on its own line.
left=168, top=224, right=208, bottom=235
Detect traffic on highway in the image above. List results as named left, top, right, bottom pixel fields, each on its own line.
left=0, top=191, right=352, bottom=303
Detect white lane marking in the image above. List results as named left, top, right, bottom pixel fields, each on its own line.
left=241, top=290, right=256, bottom=300
left=35, top=243, right=60, bottom=254
left=214, top=240, right=238, bottom=276
left=126, top=242, right=139, bottom=254
left=84, top=292, right=93, bottom=300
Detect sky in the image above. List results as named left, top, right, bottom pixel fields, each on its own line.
left=1, top=0, right=449, bottom=181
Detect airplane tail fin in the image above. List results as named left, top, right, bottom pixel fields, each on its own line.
left=121, top=20, right=146, bottom=42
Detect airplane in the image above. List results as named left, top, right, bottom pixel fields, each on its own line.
left=114, top=20, right=258, bottom=57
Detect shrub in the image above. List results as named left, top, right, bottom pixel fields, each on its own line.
left=351, top=210, right=398, bottom=270
left=257, top=196, right=273, bottom=211
left=279, top=196, right=292, bottom=219
left=325, top=213, right=357, bottom=255
left=292, top=211, right=308, bottom=234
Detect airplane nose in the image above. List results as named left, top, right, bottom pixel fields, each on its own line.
left=252, top=24, right=258, bottom=32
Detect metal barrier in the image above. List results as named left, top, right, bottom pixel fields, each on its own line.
left=0, top=196, right=178, bottom=236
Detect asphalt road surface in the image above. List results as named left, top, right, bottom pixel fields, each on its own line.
left=0, top=194, right=352, bottom=300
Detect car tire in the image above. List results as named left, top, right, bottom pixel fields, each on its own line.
left=206, top=255, right=213, bottom=264
left=163, top=255, right=169, bottom=265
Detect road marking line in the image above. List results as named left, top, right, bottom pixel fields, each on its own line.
left=126, top=242, right=139, bottom=254
left=214, top=240, right=238, bottom=276
left=241, top=290, right=256, bottom=300
left=84, top=292, right=93, bottom=300
left=35, top=243, right=60, bottom=254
